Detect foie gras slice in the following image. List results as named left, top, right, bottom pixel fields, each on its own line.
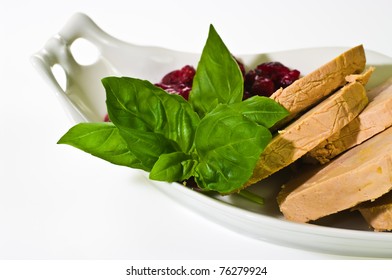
left=271, top=45, right=366, bottom=126
left=356, top=191, right=392, bottom=232
left=277, top=126, right=392, bottom=223
left=307, top=75, right=392, bottom=164
left=244, top=81, right=368, bottom=187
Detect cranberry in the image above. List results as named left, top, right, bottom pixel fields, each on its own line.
left=244, top=69, right=276, bottom=98
left=155, top=65, right=196, bottom=100
left=155, top=83, right=192, bottom=100
left=161, top=65, right=195, bottom=86
left=242, top=90, right=253, bottom=100
left=153, top=61, right=299, bottom=102
left=251, top=77, right=275, bottom=97
left=257, top=62, right=289, bottom=76
left=244, top=69, right=257, bottom=90
left=279, top=69, right=300, bottom=87
left=103, top=59, right=300, bottom=121
left=243, top=62, right=300, bottom=99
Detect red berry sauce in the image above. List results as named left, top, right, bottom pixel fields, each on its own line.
left=155, top=60, right=300, bottom=101
left=104, top=60, right=299, bottom=121
left=155, top=65, right=196, bottom=100
left=244, top=62, right=300, bottom=98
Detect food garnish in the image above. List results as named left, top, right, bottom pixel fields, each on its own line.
left=57, top=25, right=290, bottom=195
left=55, top=21, right=392, bottom=231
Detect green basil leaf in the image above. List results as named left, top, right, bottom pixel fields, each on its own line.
left=119, top=128, right=177, bottom=171
left=58, top=25, right=290, bottom=194
left=194, top=105, right=272, bottom=194
left=150, top=152, right=197, bottom=182
left=103, top=77, right=200, bottom=153
left=229, top=95, right=289, bottom=128
left=189, top=25, right=244, bottom=117
left=57, top=122, right=147, bottom=170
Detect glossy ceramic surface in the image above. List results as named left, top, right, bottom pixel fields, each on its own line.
left=32, top=13, right=392, bottom=258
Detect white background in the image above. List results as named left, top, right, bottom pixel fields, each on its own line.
left=1, top=0, right=392, bottom=260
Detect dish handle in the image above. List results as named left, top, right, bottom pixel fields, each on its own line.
left=30, top=13, right=116, bottom=123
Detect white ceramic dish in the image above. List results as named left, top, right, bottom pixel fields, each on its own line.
left=32, top=13, right=392, bottom=258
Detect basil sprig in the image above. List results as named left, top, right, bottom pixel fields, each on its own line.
left=189, top=25, right=244, bottom=118
left=58, top=24, right=288, bottom=194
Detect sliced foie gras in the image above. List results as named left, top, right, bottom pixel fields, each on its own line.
left=344, top=65, right=374, bottom=85
left=271, top=45, right=366, bottom=126
left=307, top=75, right=392, bottom=164
left=277, top=126, right=392, bottom=223
left=356, top=191, right=392, bottom=232
left=244, top=81, right=368, bottom=187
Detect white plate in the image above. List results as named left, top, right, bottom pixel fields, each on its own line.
left=31, top=13, right=392, bottom=258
